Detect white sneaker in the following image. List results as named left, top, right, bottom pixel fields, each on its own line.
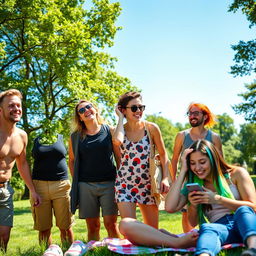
left=64, top=240, right=87, bottom=256
left=43, top=244, right=63, bottom=256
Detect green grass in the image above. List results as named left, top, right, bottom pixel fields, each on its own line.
left=0, top=200, right=243, bottom=256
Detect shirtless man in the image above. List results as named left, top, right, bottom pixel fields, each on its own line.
left=0, top=89, right=41, bottom=251
left=170, top=102, right=222, bottom=232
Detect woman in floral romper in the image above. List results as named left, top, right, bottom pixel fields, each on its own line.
left=113, top=91, right=170, bottom=228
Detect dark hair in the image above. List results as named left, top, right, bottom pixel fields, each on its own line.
left=118, top=91, right=142, bottom=109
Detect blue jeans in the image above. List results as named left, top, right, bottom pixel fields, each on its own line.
left=195, top=206, right=256, bottom=256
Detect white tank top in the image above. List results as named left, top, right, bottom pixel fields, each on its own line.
left=204, top=183, right=241, bottom=223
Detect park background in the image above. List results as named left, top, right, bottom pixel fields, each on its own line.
left=0, top=0, right=256, bottom=255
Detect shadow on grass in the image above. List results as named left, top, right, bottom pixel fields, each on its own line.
left=14, top=206, right=31, bottom=215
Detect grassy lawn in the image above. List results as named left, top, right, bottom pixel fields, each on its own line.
left=0, top=199, right=243, bottom=256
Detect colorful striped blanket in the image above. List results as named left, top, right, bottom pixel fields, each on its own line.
left=84, top=238, right=244, bottom=255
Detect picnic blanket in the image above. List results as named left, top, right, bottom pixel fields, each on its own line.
left=84, top=238, right=244, bottom=255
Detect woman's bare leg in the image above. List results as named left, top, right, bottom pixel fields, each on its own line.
left=139, top=204, right=159, bottom=229
left=119, top=217, right=198, bottom=248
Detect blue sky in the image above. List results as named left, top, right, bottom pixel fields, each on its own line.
left=107, top=0, right=255, bottom=129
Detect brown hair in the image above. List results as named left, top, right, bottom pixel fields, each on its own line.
left=71, top=100, right=104, bottom=134
left=188, top=102, right=216, bottom=128
left=186, top=139, right=233, bottom=185
left=0, top=89, right=23, bottom=106
left=118, top=91, right=142, bottom=109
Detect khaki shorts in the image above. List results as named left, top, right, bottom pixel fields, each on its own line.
left=0, top=182, right=14, bottom=227
left=31, top=180, right=74, bottom=231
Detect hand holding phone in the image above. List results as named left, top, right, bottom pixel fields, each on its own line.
left=186, top=183, right=203, bottom=192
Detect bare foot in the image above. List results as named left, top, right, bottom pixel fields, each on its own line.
left=176, top=231, right=199, bottom=248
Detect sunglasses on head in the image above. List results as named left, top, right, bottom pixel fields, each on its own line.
left=126, top=105, right=146, bottom=112
left=78, top=103, right=93, bottom=114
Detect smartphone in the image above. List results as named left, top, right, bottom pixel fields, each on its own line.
left=186, top=183, right=203, bottom=192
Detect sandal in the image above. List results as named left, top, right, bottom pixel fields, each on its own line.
left=43, top=244, right=63, bottom=256
left=241, top=248, right=256, bottom=256
left=64, top=240, right=87, bottom=256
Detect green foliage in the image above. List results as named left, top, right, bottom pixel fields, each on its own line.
left=213, top=113, right=237, bottom=144
left=222, top=136, right=242, bottom=165
left=0, top=0, right=136, bottom=138
left=233, top=81, right=256, bottom=123
left=237, top=123, right=256, bottom=172
left=229, top=1, right=256, bottom=123
left=0, top=0, right=137, bottom=194
left=145, top=114, right=179, bottom=157
left=229, top=0, right=256, bottom=28
left=229, top=1, right=256, bottom=76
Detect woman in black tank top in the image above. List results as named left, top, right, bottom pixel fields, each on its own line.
left=69, top=99, right=119, bottom=241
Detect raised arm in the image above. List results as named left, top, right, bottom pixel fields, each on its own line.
left=165, top=148, right=193, bottom=213
left=110, top=126, right=121, bottom=169
left=212, top=132, right=223, bottom=156
left=112, top=105, right=125, bottom=147
left=171, top=132, right=184, bottom=179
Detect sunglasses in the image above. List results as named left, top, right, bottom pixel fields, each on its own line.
left=126, top=105, right=146, bottom=112
left=187, top=111, right=203, bottom=117
left=78, top=103, right=93, bottom=114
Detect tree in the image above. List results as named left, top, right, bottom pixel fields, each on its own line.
left=237, top=123, right=256, bottom=173
left=229, top=1, right=256, bottom=122
left=145, top=114, right=178, bottom=158
left=212, top=113, right=237, bottom=144
left=229, top=1, right=256, bottom=77
left=0, top=0, right=136, bottom=140
left=233, top=81, right=256, bottom=123
left=0, top=0, right=137, bottom=194
left=222, top=136, right=242, bottom=165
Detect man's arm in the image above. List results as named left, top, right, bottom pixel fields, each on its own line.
left=170, top=132, right=184, bottom=179
left=212, top=133, right=223, bottom=156
left=15, top=132, right=41, bottom=206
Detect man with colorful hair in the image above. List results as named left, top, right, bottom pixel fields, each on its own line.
left=0, top=89, right=41, bottom=251
left=170, top=102, right=222, bottom=232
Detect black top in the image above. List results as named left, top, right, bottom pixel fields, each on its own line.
left=32, top=134, right=68, bottom=181
left=78, top=124, right=116, bottom=182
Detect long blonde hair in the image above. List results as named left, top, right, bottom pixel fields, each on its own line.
left=71, top=100, right=104, bottom=134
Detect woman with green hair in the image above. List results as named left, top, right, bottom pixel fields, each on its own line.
left=165, top=139, right=256, bottom=256
left=119, top=139, right=256, bottom=255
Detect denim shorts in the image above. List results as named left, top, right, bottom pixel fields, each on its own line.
left=0, top=182, right=14, bottom=227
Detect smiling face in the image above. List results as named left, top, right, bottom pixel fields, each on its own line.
left=0, top=95, right=22, bottom=124
left=189, top=151, right=211, bottom=180
left=123, top=98, right=144, bottom=121
left=77, top=101, right=96, bottom=122
left=188, top=106, right=206, bottom=127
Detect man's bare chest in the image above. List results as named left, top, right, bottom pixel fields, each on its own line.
left=0, top=135, right=24, bottom=159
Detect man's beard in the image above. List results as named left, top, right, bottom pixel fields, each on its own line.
left=190, top=117, right=204, bottom=127
left=2, top=110, right=21, bottom=123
